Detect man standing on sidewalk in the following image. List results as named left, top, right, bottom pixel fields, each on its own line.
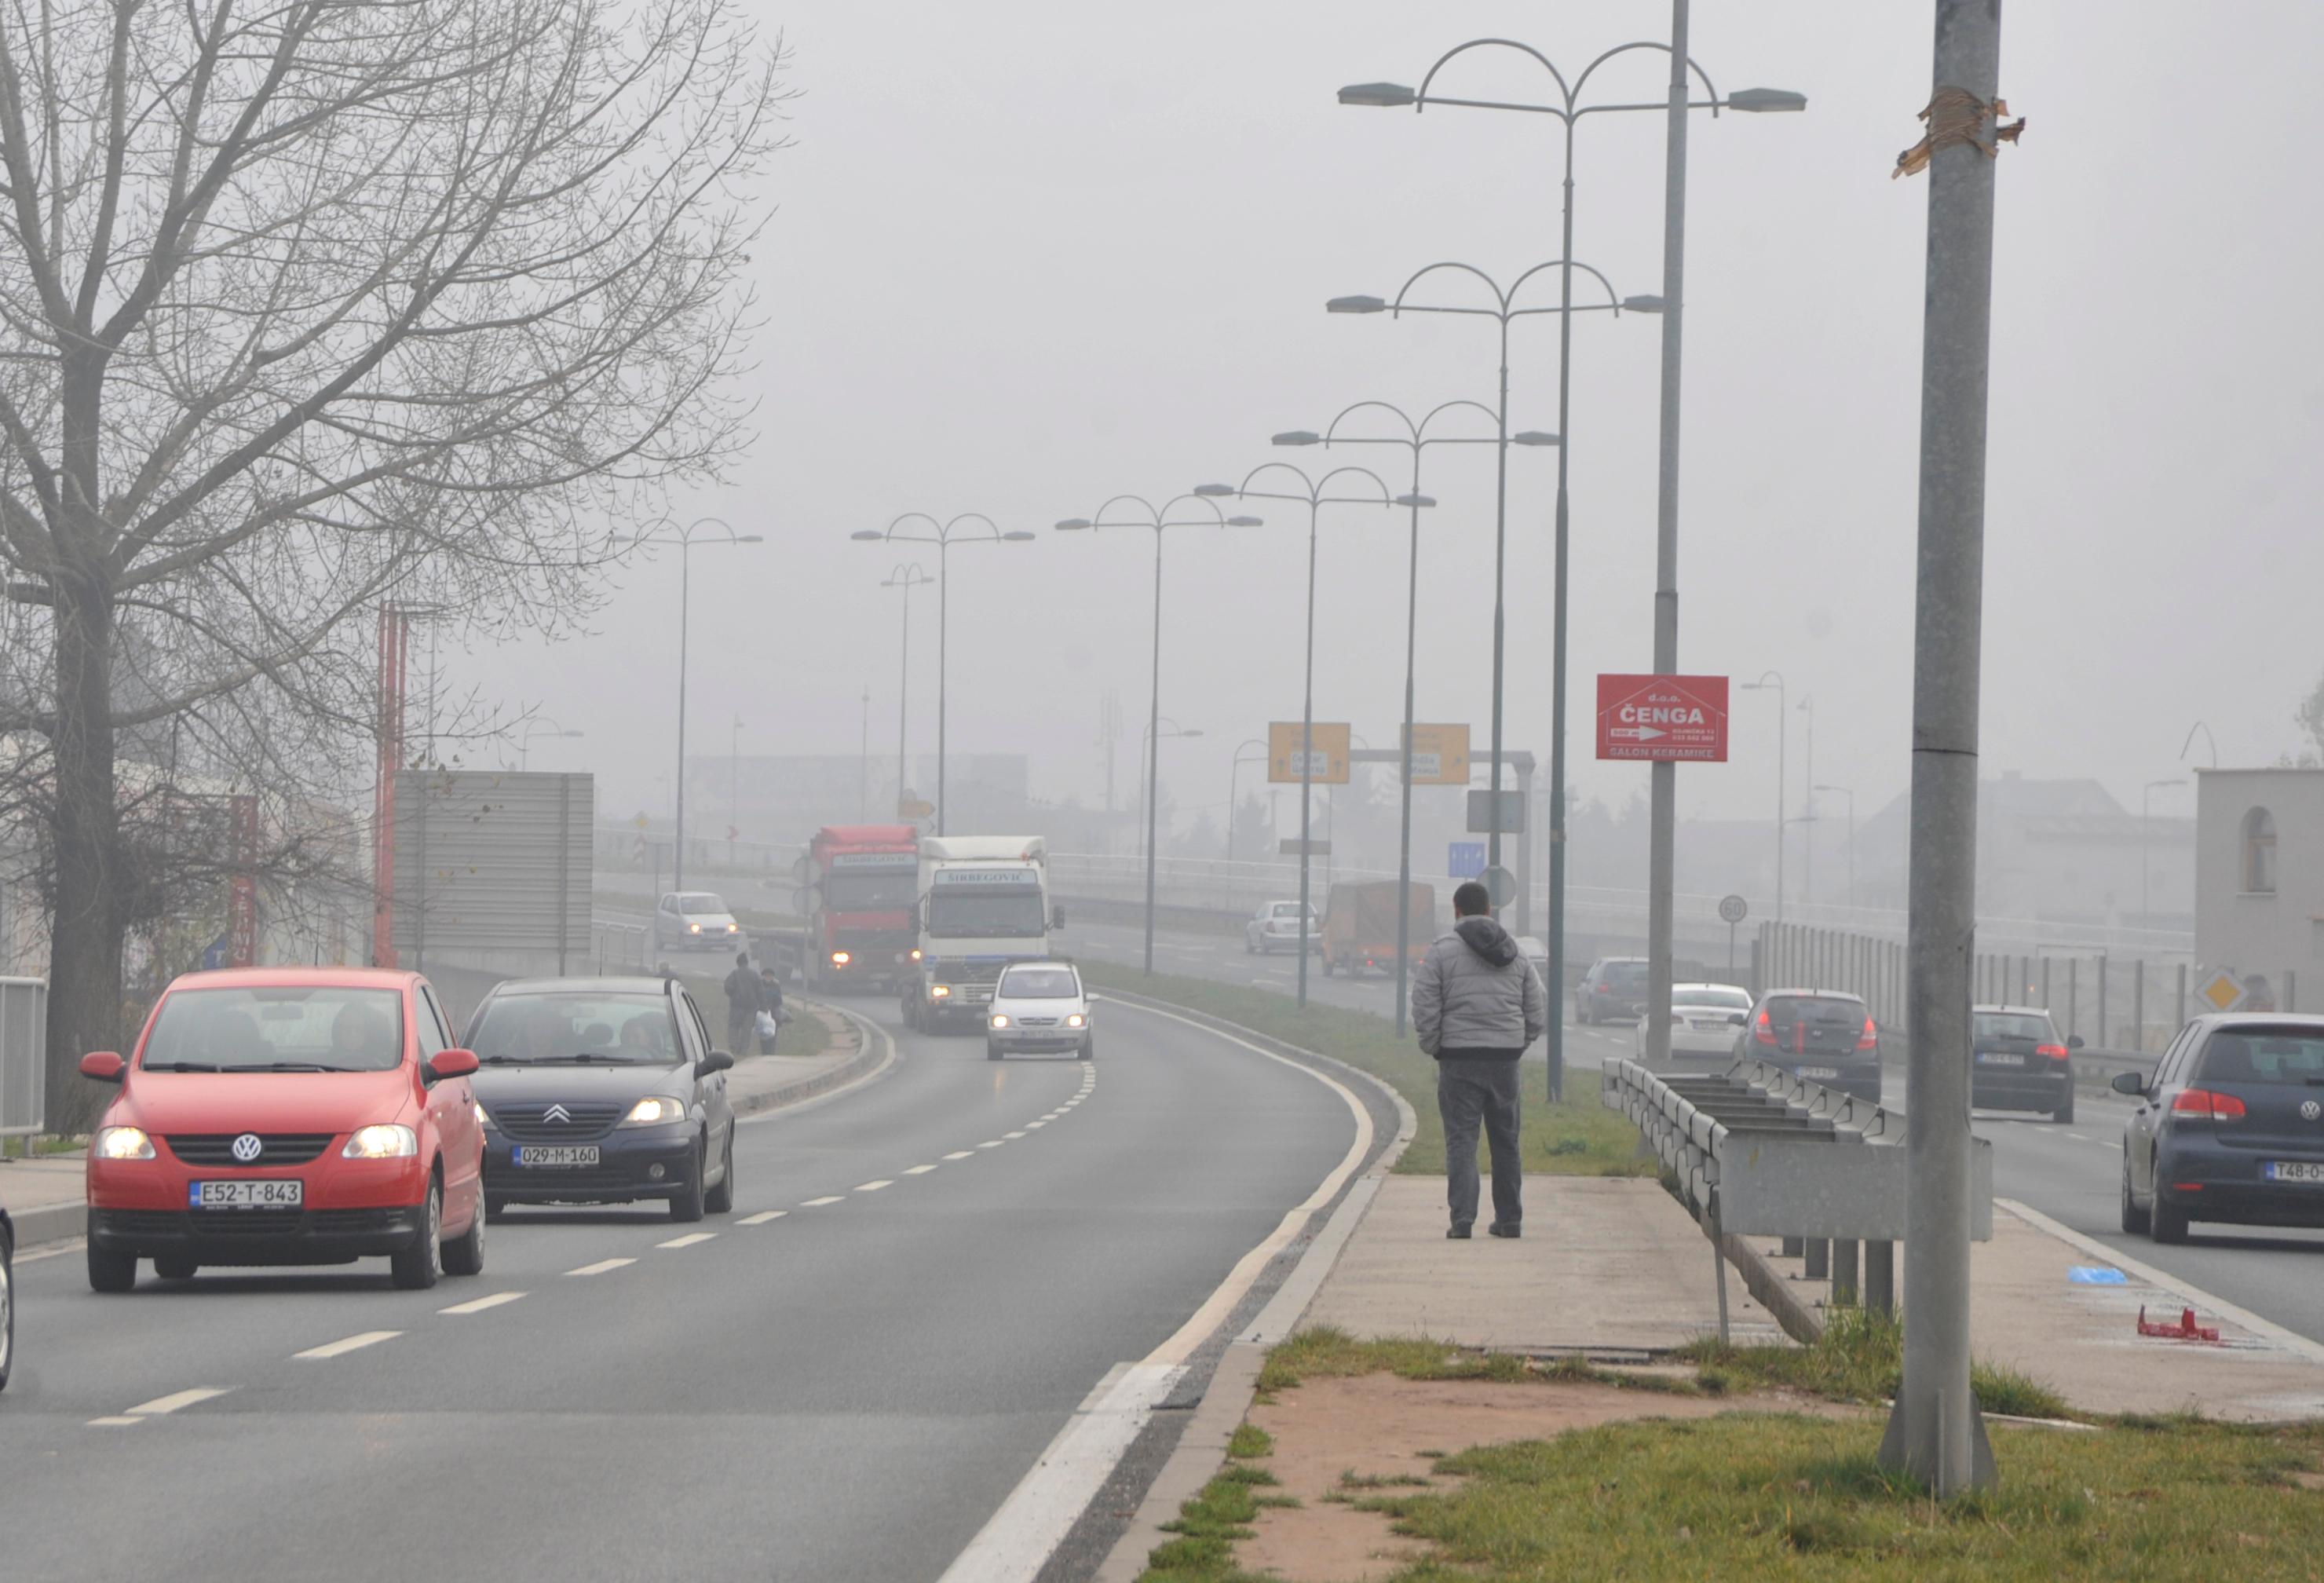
left=1412, top=880, right=1544, bottom=1240
left=721, top=950, right=762, bottom=1055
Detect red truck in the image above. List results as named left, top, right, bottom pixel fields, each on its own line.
left=794, top=824, right=920, bottom=992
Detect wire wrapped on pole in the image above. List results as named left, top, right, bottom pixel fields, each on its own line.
left=1893, top=87, right=2025, bottom=179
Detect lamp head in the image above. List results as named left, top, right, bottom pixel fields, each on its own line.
left=1394, top=494, right=1435, bottom=509
left=1002, top=530, right=1037, bottom=542
left=1728, top=87, right=1808, bottom=113
left=1225, top=515, right=1262, bottom=528
left=1054, top=518, right=1091, bottom=532
left=1192, top=483, right=1237, bottom=498
left=1511, top=431, right=1561, bottom=448
left=1325, top=294, right=1387, bottom=315
left=1338, top=82, right=1418, bottom=108
left=1621, top=294, right=1668, bottom=314
left=738, top=534, right=766, bottom=543
left=849, top=529, right=883, bottom=541
left=1272, top=430, right=1321, bottom=447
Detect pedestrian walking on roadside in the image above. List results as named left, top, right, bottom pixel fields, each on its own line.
left=721, top=950, right=762, bottom=1054
left=1411, top=879, right=1544, bottom=1240
left=756, top=966, right=787, bottom=1055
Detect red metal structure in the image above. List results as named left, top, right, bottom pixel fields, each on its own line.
left=372, top=605, right=412, bottom=967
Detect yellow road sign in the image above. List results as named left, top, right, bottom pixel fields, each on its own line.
left=1403, top=722, right=1471, bottom=785
left=1268, top=722, right=1350, bottom=784
left=897, top=796, right=935, bottom=819
left=2198, top=969, right=2245, bottom=1013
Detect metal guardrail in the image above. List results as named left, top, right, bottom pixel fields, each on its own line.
left=1603, top=1055, right=1993, bottom=1338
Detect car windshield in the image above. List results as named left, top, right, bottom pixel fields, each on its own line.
left=142, top=985, right=404, bottom=1073
left=470, top=993, right=679, bottom=1065
left=927, top=889, right=1047, bottom=938
left=2196, top=1028, right=2324, bottom=1086
left=676, top=893, right=726, bottom=915
left=999, top=967, right=1079, bottom=999
left=1674, top=989, right=1752, bottom=1011
left=1603, top=962, right=1648, bottom=989
left=826, top=872, right=917, bottom=911
left=1975, top=1012, right=2055, bottom=1046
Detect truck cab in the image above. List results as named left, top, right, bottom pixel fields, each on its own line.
left=795, top=825, right=920, bottom=992
left=903, top=835, right=1062, bottom=1032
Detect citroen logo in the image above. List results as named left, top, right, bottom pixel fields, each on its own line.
left=231, top=1132, right=263, bottom=1163
left=543, top=1103, right=573, bottom=1125
left=2303, top=1100, right=2321, bottom=1122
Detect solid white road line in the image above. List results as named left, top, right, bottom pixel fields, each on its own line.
left=566, top=1256, right=637, bottom=1276
left=738, top=1209, right=787, bottom=1224
left=126, top=1387, right=232, bottom=1416
left=658, top=1232, right=718, bottom=1248
left=937, top=1362, right=1187, bottom=1583
left=944, top=1150, right=975, bottom=1161
left=855, top=1179, right=894, bottom=1192
left=800, top=1194, right=846, bottom=1206
left=440, top=1291, right=527, bottom=1315
left=904, top=1164, right=940, bottom=1175
left=294, top=1331, right=402, bottom=1361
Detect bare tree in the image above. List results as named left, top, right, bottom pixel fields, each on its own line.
left=0, top=0, right=788, bottom=1126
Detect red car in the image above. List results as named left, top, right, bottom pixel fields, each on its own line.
left=81, top=967, right=488, bottom=1292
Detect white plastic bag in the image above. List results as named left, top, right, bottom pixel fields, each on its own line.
left=755, top=1010, right=779, bottom=1038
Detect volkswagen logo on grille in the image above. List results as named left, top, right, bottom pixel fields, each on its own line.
left=2304, top=1100, right=2321, bottom=1122
left=543, top=1103, right=573, bottom=1124
left=231, top=1132, right=264, bottom=1162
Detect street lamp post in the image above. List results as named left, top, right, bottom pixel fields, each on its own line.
left=2142, top=778, right=2186, bottom=924
left=617, top=518, right=765, bottom=893
left=1056, top=496, right=1262, bottom=974
left=1226, top=737, right=1269, bottom=870
left=1799, top=695, right=1817, bottom=907
left=879, top=565, right=934, bottom=821
left=1814, top=783, right=1855, bottom=907
left=1741, top=672, right=1786, bottom=927
left=515, top=718, right=582, bottom=772
left=1197, top=466, right=1408, bottom=1010
left=852, top=514, right=1036, bottom=834
left=729, top=715, right=744, bottom=861
left=1343, top=39, right=1802, bottom=1093
left=1273, top=401, right=1545, bottom=1033
left=1138, top=718, right=1204, bottom=846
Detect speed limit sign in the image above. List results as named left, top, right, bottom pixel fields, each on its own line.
left=1718, top=894, right=1748, bottom=925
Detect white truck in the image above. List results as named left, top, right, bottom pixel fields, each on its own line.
left=901, top=835, right=1062, bottom=1032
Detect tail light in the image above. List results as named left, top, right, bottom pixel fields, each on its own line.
left=2035, top=1042, right=2069, bottom=1062
left=1753, top=1009, right=1776, bottom=1047
left=2169, top=1088, right=2247, bottom=1123
left=1855, top=1017, right=1879, bottom=1051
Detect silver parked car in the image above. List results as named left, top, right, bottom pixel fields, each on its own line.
left=1244, top=900, right=1320, bottom=956
left=1633, top=982, right=1756, bottom=1065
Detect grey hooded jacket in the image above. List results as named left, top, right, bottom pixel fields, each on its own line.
left=1412, top=916, right=1547, bottom=1060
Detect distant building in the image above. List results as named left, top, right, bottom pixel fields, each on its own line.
left=2194, top=767, right=2324, bottom=1007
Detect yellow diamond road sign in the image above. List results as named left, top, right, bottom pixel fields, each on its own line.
left=2198, top=970, right=2245, bottom=1013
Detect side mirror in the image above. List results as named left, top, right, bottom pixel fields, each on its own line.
left=2066, top=1033, right=2086, bottom=1050
left=2111, top=1070, right=2147, bottom=1097
left=698, top=1050, right=735, bottom=1077
left=81, top=1050, right=126, bottom=1084
left=1084, top=993, right=1102, bottom=1004
left=1051, top=905, right=1067, bottom=929
left=426, top=1048, right=481, bottom=1084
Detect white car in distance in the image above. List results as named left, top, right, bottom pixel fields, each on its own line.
left=656, top=890, right=742, bottom=952
left=986, top=961, right=1095, bottom=1062
left=1245, top=900, right=1321, bottom=955
left=1634, top=982, right=1756, bottom=1064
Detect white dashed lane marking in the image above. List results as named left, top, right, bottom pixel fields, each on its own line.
left=944, top=1150, right=975, bottom=1161
left=856, top=1179, right=894, bottom=1193
left=1025, top=1121, right=1047, bottom=1129
left=440, top=1292, right=527, bottom=1315
left=738, top=1210, right=786, bottom=1225
left=567, top=1257, right=636, bottom=1277
left=125, top=1387, right=232, bottom=1416
left=904, top=1164, right=940, bottom=1175
left=295, top=1331, right=401, bottom=1361
left=977, top=1141, right=1005, bottom=1150
left=801, top=1195, right=846, bottom=1207
left=1004, top=1130, right=1027, bottom=1139
left=659, top=1232, right=718, bottom=1248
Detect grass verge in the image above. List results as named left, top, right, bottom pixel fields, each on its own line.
left=1676, top=1306, right=2074, bottom=1421
left=1078, top=962, right=1650, bottom=1178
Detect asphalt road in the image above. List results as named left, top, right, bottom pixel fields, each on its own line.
left=1065, top=913, right=2324, bottom=1347
left=0, top=996, right=1365, bottom=1581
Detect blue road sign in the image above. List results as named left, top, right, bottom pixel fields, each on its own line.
left=1448, top=842, right=1485, bottom=879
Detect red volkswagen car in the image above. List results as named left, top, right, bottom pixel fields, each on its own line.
left=81, top=967, right=488, bottom=1292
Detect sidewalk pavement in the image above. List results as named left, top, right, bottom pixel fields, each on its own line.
left=0, top=1000, right=878, bottom=1252
left=1306, top=1175, right=1788, bottom=1353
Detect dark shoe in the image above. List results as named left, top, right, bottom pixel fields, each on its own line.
left=1487, top=1223, right=1522, bottom=1239
left=1446, top=1223, right=1473, bottom=1240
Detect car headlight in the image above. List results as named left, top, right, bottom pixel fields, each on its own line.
left=990, top=1013, right=1011, bottom=1029
left=95, top=1125, right=155, bottom=1161
left=930, top=984, right=951, bottom=1000
left=687, top=921, right=702, bottom=934
left=619, top=1095, right=686, bottom=1127
left=725, top=923, right=740, bottom=933
left=910, top=948, right=923, bottom=963
left=342, top=1124, right=418, bottom=1159
left=831, top=950, right=852, bottom=967
left=1066, top=1013, right=1086, bottom=1029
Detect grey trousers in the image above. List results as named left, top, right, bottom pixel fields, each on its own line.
left=1438, top=1057, right=1522, bottom=1229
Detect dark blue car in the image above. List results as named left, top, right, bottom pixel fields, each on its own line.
left=2118, top=1014, right=2324, bottom=1243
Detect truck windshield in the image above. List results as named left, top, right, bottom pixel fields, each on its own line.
left=825, top=872, right=917, bottom=911
left=928, top=890, right=1047, bottom=938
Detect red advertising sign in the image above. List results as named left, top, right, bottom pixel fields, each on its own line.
left=1595, top=674, right=1729, bottom=762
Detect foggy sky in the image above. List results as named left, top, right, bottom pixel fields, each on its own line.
left=450, top=2, right=2324, bottom=850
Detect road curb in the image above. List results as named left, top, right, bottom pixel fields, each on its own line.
left=1087, top=990, right=1416, bottom=1583
left=5, top=1200, right=87, bottom=1252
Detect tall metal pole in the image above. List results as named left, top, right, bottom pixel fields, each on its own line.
left=1879, top=0, right=2004, bottom=1495
left=897, top=578, right=912, bottom=810
left=1297, top=500, right=1318, bottom=1007
left=1487, top=321, right=1512, bottom=888
left=674, top=542, right=692, bottom=893
left=1801, top=697, right=1818, bottom=906
left=1395, top=448, right=1423, bottom=1035
left=937, top=540, right=950, bottom=835
left=1644, top=0, right=1691, bottom=1071
left=1144, top=531, right=1164, bottom=976
left=1545, top=128, right=1580, bottom=1105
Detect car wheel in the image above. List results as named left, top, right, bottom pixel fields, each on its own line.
left=2150, top=1190, right=2191, bottom=1245
left=1245, top=936, right=1256, bottom=955
left=153, top=1255, right=199, bottom=1281
left=391, top=1179, right=444, bottom=1289
left=1577, top=1005, right=1593, bottom=1026
left=2119, top=1157, right=2150, bottom=1235
left=441, top=1191, right=486, bottom=1277
left=1078, top=1036, right=1094, bottom=1061
left=985, top=1040, right=1003, bottom=1062
left=669, top=1139, right=707, bottom=1222
left=87, top=1243, right=137, bottom=1294
left=2052, top=1092, right=2075, bottom=1125
left=705, top=1132, right=736, bottom=1214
